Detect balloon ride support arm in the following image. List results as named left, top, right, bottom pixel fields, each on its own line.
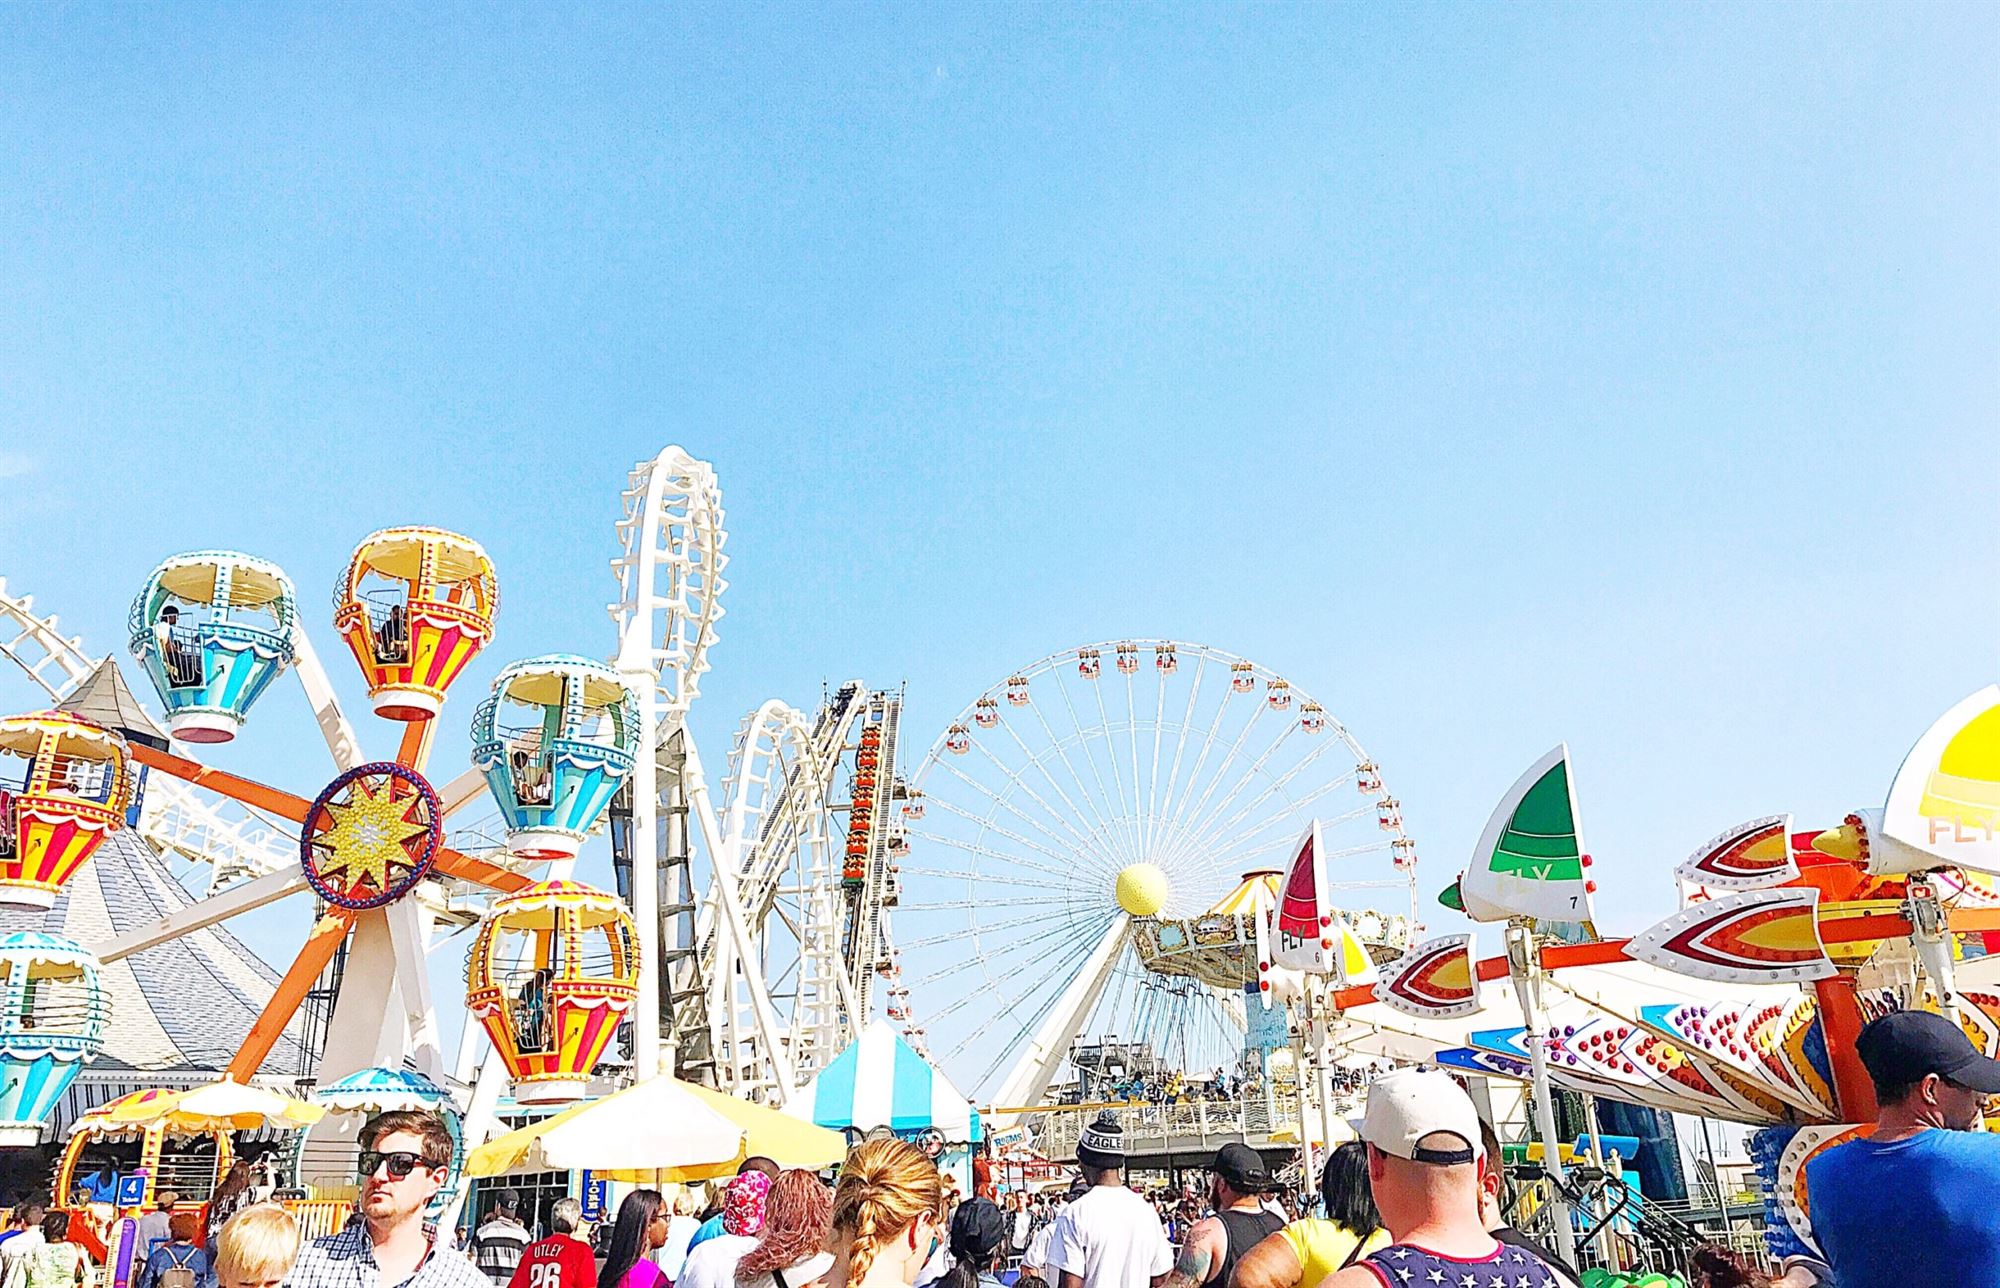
left=434, top=767, right=490, bottom=819
left=91, top=863, right=313, bottom=963
left=228, top=908, right=356, bottom=1081
left=289, top=621, right=366, bottom=772
left=430, top=848, right=535, bottom=893
left=395, top=720, right=436, bottom=775
left=132, top=741, right=529, bottom=894
left=127, top=743, right=315, bottom=824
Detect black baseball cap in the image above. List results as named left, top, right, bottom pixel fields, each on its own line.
left=1208, top=1142, right=1271, bottom=1192
left=950, top=1198, right=1008, bottom=1261
left=1856, top=1010, right=2000, bottom=1094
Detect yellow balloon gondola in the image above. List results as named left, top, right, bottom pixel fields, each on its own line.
left=465, top=881, right=638, bottom=1104
left=333, top=527, right=498, bottom=722
left=0, top=713, right=133, bottom=909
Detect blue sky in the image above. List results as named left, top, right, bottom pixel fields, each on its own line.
left=1, top=6, right=1995, bottom=1062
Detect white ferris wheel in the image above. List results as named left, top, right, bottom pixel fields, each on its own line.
left=886, top=640, right=1418, bottom=1106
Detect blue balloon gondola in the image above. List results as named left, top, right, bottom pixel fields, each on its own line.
left=472, top=655, right=638, bottom=860
left=0, top=932, right=107, bottom=1146
left=128, top=552, right=297, bottom=744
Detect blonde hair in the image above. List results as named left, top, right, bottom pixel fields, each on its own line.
left=214, top=1203, right=301, bottom=1286
left=831, top=1139, right=944, bottom=1285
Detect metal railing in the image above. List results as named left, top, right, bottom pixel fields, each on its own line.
left=1029, top=1091, right=1337, bottom=1156
left=1510, top=1167, right=1775, bottom=1281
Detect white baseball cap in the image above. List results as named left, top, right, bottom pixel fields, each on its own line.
left=1355, top=1067, right=1485, bottom=1166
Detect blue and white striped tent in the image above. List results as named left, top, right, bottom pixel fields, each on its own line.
left=791, top=1021, right=981, bottom=1143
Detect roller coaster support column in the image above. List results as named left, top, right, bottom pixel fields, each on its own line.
left=681, top=737, right=797, bottom=1101
left=619, top=641, right=663, bottom=1082
left=1507, top=922, right=1577, bottom=1268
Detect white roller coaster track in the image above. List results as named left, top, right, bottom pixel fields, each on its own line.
left=612, top=449, right=899, bottom=1101
left=613, top=445, right=814, bottom=1097
left=0, top=576, right=295, bottom=890
left=706, top=693, right=873, bottom=1092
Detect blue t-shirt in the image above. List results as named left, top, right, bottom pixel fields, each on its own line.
left=683, top=1214, right=727, bottom=1255
left=1806, top=1128, right=2000, bottom=1287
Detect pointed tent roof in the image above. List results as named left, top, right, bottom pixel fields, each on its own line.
left=55, top=660, right=169, bottom=751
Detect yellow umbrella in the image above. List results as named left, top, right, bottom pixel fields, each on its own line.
left=173, top=1079, right=325, bottom=1131
left=78, top=1081, right=324, bottom=1136
left=677, top=1081, right=850, bottom=1168
left=466, top=1077, right=847, bottom=1183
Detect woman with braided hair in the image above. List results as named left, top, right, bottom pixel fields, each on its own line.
left=826, top=1139, right=946, bottom=1288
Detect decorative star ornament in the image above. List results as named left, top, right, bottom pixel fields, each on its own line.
left=301, top=762, right=443, bottom=909
left=315, top=787, right=431, bottom=890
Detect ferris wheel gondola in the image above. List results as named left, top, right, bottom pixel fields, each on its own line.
left=889, top=639, right=1418, bottom=1105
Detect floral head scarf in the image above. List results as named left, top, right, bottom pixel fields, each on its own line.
left=723, top=1170, right=772, bottom=1237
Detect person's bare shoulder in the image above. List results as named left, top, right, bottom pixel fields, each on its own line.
left=1313, top=1266, right=1380, bottom=1288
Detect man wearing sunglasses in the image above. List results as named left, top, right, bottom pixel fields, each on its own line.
left=283, top=1111, right=488, bottom=1288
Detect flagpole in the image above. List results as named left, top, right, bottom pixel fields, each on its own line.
left=1507, top=921, right=1577, bottom=1268
left=1311, top=989, right=1337, bottom=1164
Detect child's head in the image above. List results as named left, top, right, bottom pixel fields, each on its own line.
left=214, top=1204, right=302, bottom=1288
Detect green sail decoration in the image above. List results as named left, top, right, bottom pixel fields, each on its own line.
left=1461, top=743, right=1596, bottom=925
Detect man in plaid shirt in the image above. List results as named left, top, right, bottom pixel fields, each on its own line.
left=283, top=1111, right=488, bottom=1288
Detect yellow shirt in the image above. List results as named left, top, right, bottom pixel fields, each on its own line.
left=1277, top=1219, right=1389, bottom=1287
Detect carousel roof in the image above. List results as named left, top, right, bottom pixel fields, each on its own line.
left=1207, top=871, right=1280, bottom=917
left=0, top=827, right=308, bottom=1079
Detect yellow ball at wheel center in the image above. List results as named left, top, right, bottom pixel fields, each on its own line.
left=1115, top=863, right=1171, bottom=917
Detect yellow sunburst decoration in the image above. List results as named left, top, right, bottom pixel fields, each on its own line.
left=302, top=762, right=443, bottom=910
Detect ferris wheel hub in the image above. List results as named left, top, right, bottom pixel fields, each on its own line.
left=1115, top=862, right=1171, bottom=917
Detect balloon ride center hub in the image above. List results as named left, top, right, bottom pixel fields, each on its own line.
left=302, top=761, right=444, bottom=910
left=1115, top=863, right=1171, bottom=917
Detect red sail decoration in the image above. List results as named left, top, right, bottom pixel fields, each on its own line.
left=1272, top=820, right=1333, bottom=974
left=1373, top=933, right=1479, bottom=1019
left=1675, top=815, right=1799, bottom=891
left=1628, top=887, right=1834, bottom=986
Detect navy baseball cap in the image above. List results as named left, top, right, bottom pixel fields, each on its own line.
left=1857, top=1010, right=2000, bottom=1094
left=950, top=1198, right=1008, bottom=1261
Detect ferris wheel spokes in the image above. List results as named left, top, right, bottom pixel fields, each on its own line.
left=894, top=640, right=1418, bottom=1103
left=982, top=701, right=1127, bottom=856
left=1016, top=683, right=1142, bottom=857
left=1162, top=758, right=1365, bottom=875
left=934, top=748, right=1103, bottom=866
left=989, top=912, right=1131, bottom=1111
left=920, top=783, right=1096, bottom=879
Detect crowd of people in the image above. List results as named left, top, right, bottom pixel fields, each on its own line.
left=12, top=1014, right=2000, bottom=1288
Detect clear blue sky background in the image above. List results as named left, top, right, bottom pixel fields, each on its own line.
left=1, top=6, right=1995, bottom=1059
